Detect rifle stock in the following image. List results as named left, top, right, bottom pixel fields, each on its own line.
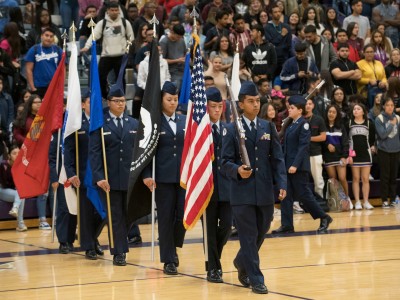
left=225, top=76, right=251, bottom=170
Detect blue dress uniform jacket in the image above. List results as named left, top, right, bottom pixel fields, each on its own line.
left=90, top=112, right=139, bottom=191
left=64, top=113, right=89, bottom=180
left=49, top=131, right=77, bottom=245
left=283, top=116, right=311, bottom=172
left=221, top=119, right=287, bottom=206
left=64, top=113, right=102, bottom=251
left=212, top=122, right=230, bottom=202
left=143, top=114, right=186, bottom=183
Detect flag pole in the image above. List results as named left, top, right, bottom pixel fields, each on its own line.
left=51, top=128, right=61, bottom=243
left=151, top=156, right=156, bottom=261
left=88, top=18, right=115, bottom=249
left=69, top=21, right=81, bottom=246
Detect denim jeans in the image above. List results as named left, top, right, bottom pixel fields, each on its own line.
left=36, top=194, right=47, bottom=220
left=60, top=1, right=80, bottom=36
left=0, top=188, right=25, bottom=223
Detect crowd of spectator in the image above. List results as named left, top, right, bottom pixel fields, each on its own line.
left=1, top=0, right=400, bottom=231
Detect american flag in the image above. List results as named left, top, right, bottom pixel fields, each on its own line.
left=180, top=34, right=214, bottom=230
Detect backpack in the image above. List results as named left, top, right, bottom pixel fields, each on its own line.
left=326, top=178, right=350, bottom=212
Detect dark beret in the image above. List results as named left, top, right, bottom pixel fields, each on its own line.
left=162, top=81, right=178, bottom=95
left=205, top=87, right=222, bottom=102
left=288, top=95, right=306, bottom=105
left=239, top=81, right=258, bottom=97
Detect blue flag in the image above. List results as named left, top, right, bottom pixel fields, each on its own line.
left=89, top=40, right=104, bottom=133
left=84, top=40, right=106, bottom=219
left=178, top=52, right=191, bottom=108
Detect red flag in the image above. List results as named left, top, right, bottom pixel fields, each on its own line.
left=180, top=34, right=214, bottom=230
left=12, top=53, right=66, bottom=198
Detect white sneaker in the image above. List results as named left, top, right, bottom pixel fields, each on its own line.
left=363, top=201, right=374, bottom=210
left=382, top=201, right=391, bottom=209
left=293, top=202, right=305, bottom=214
left=355, top=201, right=362, bottom=210
left=39, top=221, right=51, bottom=230
left=9, top=207, right=18, bottom=218
left=347, top=197, right=354, bottom=210
left=16, top=223, right=27, bottom=232
left=369, top=174, right=374, bottom=180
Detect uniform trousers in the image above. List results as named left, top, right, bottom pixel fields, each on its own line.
left=232, top=204, right=274, bottom=286
left=281, top=171, right=326, bottom=228
left=155, top=183, right=186, bottom=263
left=98, top=55, right=123, bottom=99
left=99, top=189, right=128, bottom=255
left=203, top=198, right=232, bottom=271
left=79, top=187, right=103, bottom=251
left=55, top=185, right=77, bottom=244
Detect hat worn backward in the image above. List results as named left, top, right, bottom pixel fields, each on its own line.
left=162, top=81, right=178, bottom=95
left=239, top=81, right=258, bottom=97
left=288, top=95, right=306, bottom=105
left=206, top=87, right=222, bottom=102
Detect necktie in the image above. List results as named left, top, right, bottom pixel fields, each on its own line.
left=250, top=121, right=256, bottom=140
left=212, top=123, right=219, bottom=143
left=116, top=117, right=123, bottom=136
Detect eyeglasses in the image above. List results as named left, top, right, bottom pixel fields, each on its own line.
left=109, top=99, right=126, bottom=104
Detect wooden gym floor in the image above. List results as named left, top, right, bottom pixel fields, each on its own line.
left=0, top=208, right=399, bottom=299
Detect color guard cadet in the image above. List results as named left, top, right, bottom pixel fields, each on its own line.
left=89, top=86, right=139, bottom=266
left=143, top=81, right=186, bottom=275
left=64, top=91, right=104, bottom=260
left=272, top=95, right=332, bottom=234
left=221, top=81, right=287, bottom=294
left=204, top=87, right=232, bottom=283
left=49, top=116, right=77, bottom=254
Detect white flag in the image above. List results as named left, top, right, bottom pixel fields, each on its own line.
left=58, top=41, right=82, bottom=214
left=231, top=52, right=241, bottom=100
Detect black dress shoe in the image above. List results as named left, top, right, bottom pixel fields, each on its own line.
left=95, top=240, right=104, bottom=256
left=217, top=269, right=222, bottom=277
left=68, top=243, right=74, bottom=252
left=59, top=243, right=70, bottom=254
left=113, top=253, right=126, bottom=266
left=230, top=227, right=238, bottom=237
left=163, top=263, right=178, bottom=275
left=233, top=259, right=250, bottom=287
left=174, top=254, right=179, bottom=267
left=252, top=283, right=268, bottom=294
left=85, top=249, right=97, bottom=260
left=271, top=226, right=295, bottom=234
left=207, top=269, right=223, bottom=283
left=317, top=215, right=333, bottom=234
left=128, top=236, right=142, bottom=245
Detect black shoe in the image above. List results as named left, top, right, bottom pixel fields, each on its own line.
left=163, top=263, right=178, bottom=275
left=174, top=254, right=179, bottom=267
left=317, top=215, right=333, bottom=234
left=252, top=283, right=268, bottom=294
left=207, top=269, right=223, bottom=283
left=233, top=259, right=250, bottom=287
left=95, top=239, right=104, bottom=256
left=68, top=243, right=74, bottom=252
left=85, top=249, right=97, bottom=260
left=217, top=269, right=222, bottom=277
left=271, top=226, right=295, bottom=234
left=128, top=236, right=142, bottom=245
left=59, top=243, right=70, bottom=254
left=113, top=253, right=126, bottom=266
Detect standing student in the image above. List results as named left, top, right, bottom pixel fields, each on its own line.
left=221, top=81, right=287, bottom=294
left=90, top=86, right=139, bottom=266
left=273, top=95, right=332, bottom=234
left=375, top=97, right=400, bottom=208
left=64, top=92, right=104, bottom=260
left=203, top=87, right=232, bottom=283
left=143, top=81, right=186, bottom=275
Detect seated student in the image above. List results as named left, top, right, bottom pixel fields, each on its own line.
left=0, top=145, right=26, bottom=231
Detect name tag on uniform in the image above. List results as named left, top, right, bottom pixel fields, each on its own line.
left=77, top=131, right=86, bottom=135
left=129, top=130, right=137, bottom=134
left=160, top=131, right=166, bottom=135
left=103, top=131, right=111, bottom=136
left=260, top=133, right=270, bottom=140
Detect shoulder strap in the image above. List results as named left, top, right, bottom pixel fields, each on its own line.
left=121, top=18, right=128, bottom=40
